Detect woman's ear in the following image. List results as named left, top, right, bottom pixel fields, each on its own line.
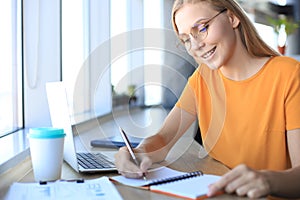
left=227, top=10, right=240, bottom=28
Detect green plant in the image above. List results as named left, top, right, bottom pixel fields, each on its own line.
left=127, top=84, right=136, bottom=97
left=268, top=16, right=299, bottom=35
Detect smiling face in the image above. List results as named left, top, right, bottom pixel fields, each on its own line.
left=175, top=2, right=240, bottom=70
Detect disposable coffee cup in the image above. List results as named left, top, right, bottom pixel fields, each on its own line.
left=28, top=127, right=66, bottom=182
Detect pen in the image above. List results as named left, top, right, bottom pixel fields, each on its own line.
left=119, top=127, right=147, bottom=180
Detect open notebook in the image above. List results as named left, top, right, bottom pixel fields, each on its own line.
left=110, top=166, right=221, bottom=199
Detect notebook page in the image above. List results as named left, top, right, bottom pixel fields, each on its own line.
left=110, top=166, right=187, bottom=187
left=150, top=174, right=221, bottom=199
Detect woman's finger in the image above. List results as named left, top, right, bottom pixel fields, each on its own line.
left=207, top=165, right=246, bottom=196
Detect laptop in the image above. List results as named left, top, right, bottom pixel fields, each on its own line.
left=46, top=81, right=117, bottom=173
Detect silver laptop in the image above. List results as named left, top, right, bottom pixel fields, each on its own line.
left=46, top=81, right=117, bottom=173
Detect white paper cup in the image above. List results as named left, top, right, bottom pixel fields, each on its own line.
left=28, top=127, right=66, bottom=182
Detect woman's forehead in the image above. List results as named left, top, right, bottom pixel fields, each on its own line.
left=175, top=3, right=215, bottom=34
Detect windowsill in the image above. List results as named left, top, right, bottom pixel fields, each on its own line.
left=0, top=106, right=143, bottom=176
left=0, top=129, right=30, bottom=175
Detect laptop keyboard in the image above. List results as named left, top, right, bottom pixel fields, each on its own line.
left=77, top=152, right=115, bottom=169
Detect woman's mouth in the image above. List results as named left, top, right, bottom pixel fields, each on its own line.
left=201, top=46, right=216, bottom=59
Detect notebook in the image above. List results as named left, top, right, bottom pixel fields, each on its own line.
left=46, top=81, right=117, bottom=173
left=110, top=166, right=221, bottom=199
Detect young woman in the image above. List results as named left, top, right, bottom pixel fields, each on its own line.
left=115, top=0, right=300, bottom=198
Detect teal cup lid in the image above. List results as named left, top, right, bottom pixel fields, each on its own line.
left=28, top=127, right=66, bottom=139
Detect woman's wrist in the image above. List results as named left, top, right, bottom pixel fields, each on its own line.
left=261, top=169, right=291, bottom=197
left=261, top=170, right=277, bottom=196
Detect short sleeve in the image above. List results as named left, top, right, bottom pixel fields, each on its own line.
left=285, top=63, right=300, bottom=130
left=175, top=78, right=197, bottom=116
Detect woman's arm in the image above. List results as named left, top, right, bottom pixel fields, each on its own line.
left=287, top=128, right=300, bottom=167
left=265, top=165, right=300, bottom=198
left=114, top=106, right=196, bottom=178
left=138, top=106, right=196, bottom=162
left=207, top=164, right=300, bottom=199
left=207, top=129, right=300, bottom=198
left=267, top=128, right=300, bottom=197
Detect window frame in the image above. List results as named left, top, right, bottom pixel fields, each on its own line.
left=0, top=0, right=61, bottom=172
left=0, top=0, right=23, bottom=138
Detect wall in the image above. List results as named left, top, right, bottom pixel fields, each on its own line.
left=161, top=0, right=197, bottom=108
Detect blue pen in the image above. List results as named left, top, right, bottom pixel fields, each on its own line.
left=119, top=127, right=147, bottom=180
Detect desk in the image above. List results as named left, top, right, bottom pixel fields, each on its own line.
left=0, top=142, right=262, bottom=199
left=0, top=107, right=262, bottom=199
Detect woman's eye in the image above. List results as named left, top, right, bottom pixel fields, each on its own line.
left=183, top=38, right=190, bottom=43
left=198, top=25, right=208, bottom=33
left=180, top=37, right=190, bottom=44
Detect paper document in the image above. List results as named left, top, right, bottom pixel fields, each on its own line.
left=5, top=176, right=123, bottom=200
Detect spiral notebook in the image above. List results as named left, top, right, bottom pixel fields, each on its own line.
left=109, top=166, right=221, bottom=199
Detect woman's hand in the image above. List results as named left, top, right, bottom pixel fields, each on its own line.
left=207, top=164, right=271, bottom=198
left=114, top=146, right=152, bottom=178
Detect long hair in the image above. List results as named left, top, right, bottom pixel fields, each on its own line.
left=172, top=0, right=280, bottom=57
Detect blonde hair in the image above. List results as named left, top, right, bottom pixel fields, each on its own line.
left=172, top=0, right=280, bottom=57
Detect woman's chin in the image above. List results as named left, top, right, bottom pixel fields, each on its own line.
left=196, top=59, right=220, bottom=70
left=207, top=63, right=221, bottom=70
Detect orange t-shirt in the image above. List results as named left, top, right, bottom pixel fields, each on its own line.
left=176, top=56, right=300, bottom=170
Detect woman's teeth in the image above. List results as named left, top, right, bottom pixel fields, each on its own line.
left=202, top=47, right=216, bottom=59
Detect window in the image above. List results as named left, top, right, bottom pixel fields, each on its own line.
left=0, top=0, right=166, bottom=138
left=62, top=0, right=87, bottom=117
left=0, top=0, right=23, bottom=137
left=1, top=0, right=61, bottom=168
left=111, top=0, right=164, bottom=107
left=62, top=0, right=111, bottom=123
left=144, top=0, right=163, bottom=106
left=110, top=0, right=128, bottom=92
left=0, top=0, right=173, bottom=171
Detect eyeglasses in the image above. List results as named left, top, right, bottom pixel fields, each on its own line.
left=178, top=9, right=227, bottom=51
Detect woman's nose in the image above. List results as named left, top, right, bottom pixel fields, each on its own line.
left=189, top=36, right=205, bottom=51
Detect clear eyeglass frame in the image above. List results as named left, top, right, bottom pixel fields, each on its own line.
left=177, top=8, right=227, bottom=52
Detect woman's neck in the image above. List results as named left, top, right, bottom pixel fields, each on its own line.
left=219, top=47, right=270, bottom=81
